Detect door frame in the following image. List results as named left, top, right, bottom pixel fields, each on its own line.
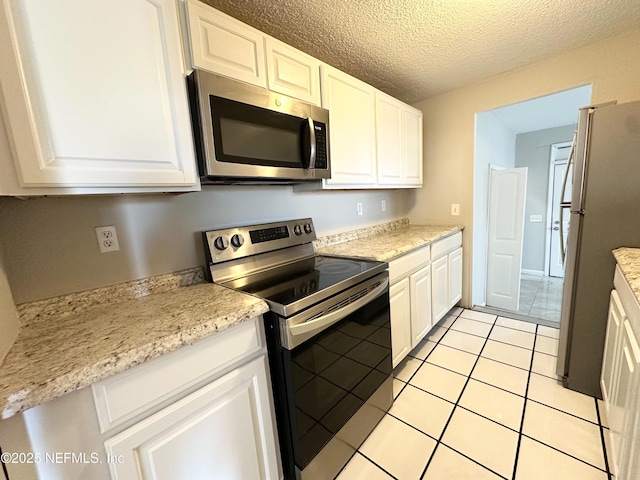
left=544, top=141, right=573, bottom=276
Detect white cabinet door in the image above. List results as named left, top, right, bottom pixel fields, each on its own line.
left=431, top=255, right=449, bottom=323
left=390, top=278, right=412, bottom=368
left=376, top=91, right=403, bottom=185
left=376, top=92, right=423, bottom=187
left=105, top=355, right=280, bottom=480
left=321, top=65, right=377, bottom=186
left=402, top=106, right=423, bottom=186
left=448, top=247, right=463, bottom=308
left=0, top=0, right=197, bottom=190
left=612, top=319, right=640, bottom=479
left=265, top=37, right=321, bottom=105
left=185, top=0, right=266, bottom=88
left=410, top=264, right=432, bottom=348
left=602, top=290, right=625, bottom=408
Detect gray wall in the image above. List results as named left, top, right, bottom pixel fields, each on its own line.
left=0, top=187, right=414, bottom=304
left=515, top=124, right=575, bottom=272
left=0, top=251, right=19, bottom=363
left=472, top=111, right=516, bottom=305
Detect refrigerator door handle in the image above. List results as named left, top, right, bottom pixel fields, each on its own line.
left=558, top=131, right=577, bottom=264
left=559, top=204, right=571, bottom=263
left=560, top=131, right=577, bottom=207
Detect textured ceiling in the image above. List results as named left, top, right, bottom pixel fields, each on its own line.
left=200, top=0, right=640, bottom=103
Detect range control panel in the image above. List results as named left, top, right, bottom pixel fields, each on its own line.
left=203, top=218, right=316, bottom=264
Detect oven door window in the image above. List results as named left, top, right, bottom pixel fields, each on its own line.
left=210, top=95, right=306, bottom=168
left=284, top=292, right=392, bottom=469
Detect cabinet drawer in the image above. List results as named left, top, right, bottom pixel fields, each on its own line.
left=389, top=245, right=430, bottom=283
left=431, top=232, right=462, bottom=259
left=93, top=317, right=264, bottom=433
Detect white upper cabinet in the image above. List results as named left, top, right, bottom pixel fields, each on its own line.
left=321, top=65, right=377, bottom=186
left=183, top=0, right=321, bottom=105
left=376, top=92, right=403, bottom=185
left=265, top=38, right=321, bottom=105
left=0, top=0, right=198, bottom=193
left=185, top=0, right=267, bottom=88
left=403, top=105, right=424, bottom=186
left=375, top=91, right=423, bottom=187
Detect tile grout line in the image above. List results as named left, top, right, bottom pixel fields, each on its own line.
left=594, top=398, right=613, bottom=480
left=355, top=452, right=399, bottom=480
left=335, top=309, right=463, bottom=480
left=519, top=433, right=610, bottom=474
left=418, top=314, right=501, bottom=479
left=510, top=323, right=539, bottom=480
left=394, top=310, right=462, bottom=397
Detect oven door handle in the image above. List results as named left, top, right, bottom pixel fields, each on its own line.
left=288, top=279, right=389, bottom=339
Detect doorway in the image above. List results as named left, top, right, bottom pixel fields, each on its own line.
left=472, top=85, right=592, bottom=326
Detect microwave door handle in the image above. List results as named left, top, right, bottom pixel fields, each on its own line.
left=306, top=117, right=316, bottom=169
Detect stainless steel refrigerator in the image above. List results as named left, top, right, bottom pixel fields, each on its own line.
left=556, top=100, right=640, bottom=397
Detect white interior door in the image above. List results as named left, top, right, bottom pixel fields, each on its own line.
left=486, top=167, right=528, bottom=311
left=549, top=162, right=573, bottom=277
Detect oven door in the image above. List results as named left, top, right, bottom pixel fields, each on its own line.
left=190, top=70, right=330, bottom=182
left=265, top=272, right=392, bottom=480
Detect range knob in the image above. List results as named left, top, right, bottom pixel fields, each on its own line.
left=293, top=225, right=303, bottom=236
left=304, top=223, right=313, bottom=234
left=213, top=236, right=229, bottom=251
left=231, top=234, right=245, bottom=248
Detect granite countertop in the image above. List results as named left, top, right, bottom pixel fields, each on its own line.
left=0, top=274, right=268, bottom=419
left=316, top=224, right=464, bottom=262
left=0, top=218, right=462, bottom=420
left=613, top=247, right=640, bottom=304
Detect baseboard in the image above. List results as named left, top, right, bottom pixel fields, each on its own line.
left=521, top=269, right=544, bottom=276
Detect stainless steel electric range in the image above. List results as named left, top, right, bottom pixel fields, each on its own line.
left=203, top=218, right=393, bottom=480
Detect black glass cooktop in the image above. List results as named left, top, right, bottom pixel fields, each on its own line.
left=222, top=255, right=386, bottom=316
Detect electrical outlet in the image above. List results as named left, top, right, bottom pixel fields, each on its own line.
left=95, top=226, right=120, bottom=253
left=451, top=204, right=460, bottom=216
left=381, top=200, right=386, bottom=211
left=356, top=202, right=363, bottom=216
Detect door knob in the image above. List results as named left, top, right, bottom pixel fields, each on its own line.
left=553, top=227, right=559, bottom=231
left=554, top=221, right=560, bottom=225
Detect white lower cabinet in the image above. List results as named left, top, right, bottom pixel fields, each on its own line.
left=410, top=264, right=433, bottom=348
left=448, top=247, right=463, bottom=308
left=431, top=233, right=463, bottom=324
left=105, top=355, right=279, bottom=480
left=431, top=255, right=449, bottom=323
left=602, top=266, right=640, bottom=480
left=0, top=317, right=280, bottom=480
left=389, top=245, right=432, bottom=367
left=390, top=278, right=412, bottom=368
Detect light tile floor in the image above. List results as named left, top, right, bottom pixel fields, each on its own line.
left=518, top=274, right=564, bottom=323
left=335, top=308, right=612, bottom=480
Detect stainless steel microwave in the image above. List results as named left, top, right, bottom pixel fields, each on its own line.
left=187, top=70, right=331, bottom=184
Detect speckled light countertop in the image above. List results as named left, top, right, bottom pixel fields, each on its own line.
left=0, top=218, right=462, bottom=420
left=613, top=247, right=640, bottom=304
left=316, top=223, right=464, bottom=262
left=0, top=271, right=268, bottom=419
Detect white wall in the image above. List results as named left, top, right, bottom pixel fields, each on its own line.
left=472, top=111, right=517, bottom=305
left=0, top=187, right=414, bottom=304
left=411, top=27, right=640, bottom=307
left=515, top=125, right=576, bottom=272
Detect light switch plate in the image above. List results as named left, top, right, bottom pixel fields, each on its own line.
left=451, top=204, right=460, bottom=216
